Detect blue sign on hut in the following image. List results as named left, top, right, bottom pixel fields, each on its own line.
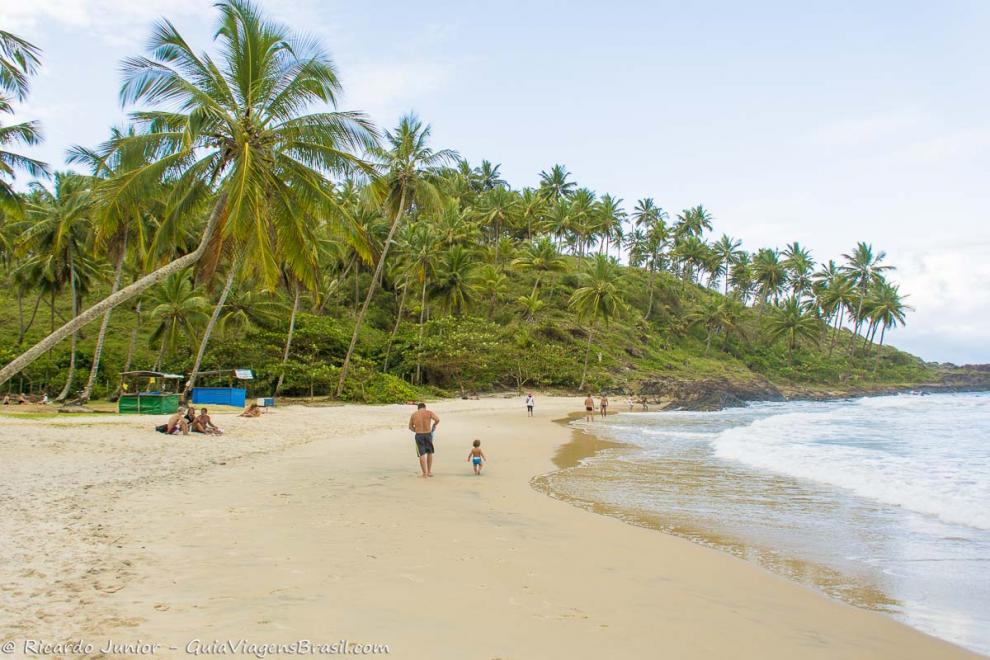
left=190, top=369, right=253, bottom=408
left=118, top=371, right=183, bottom=414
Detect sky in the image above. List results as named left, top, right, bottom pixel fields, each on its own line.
left=3, top=0, right=989, bottom=363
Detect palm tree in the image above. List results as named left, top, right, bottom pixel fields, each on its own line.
left=868, top=280, right=910, bottom=370
left=672, top=235, right=709, bottom=284
left=474, top=160, right=507, bottom=191
left=476, top=264, right=508, bottom=311
left=430, top=246, right=477, bottom=316
left=631, top=198, right=665, bottom=230
left=765, top=297, right=820, bottom=358
left=511, top=236, right=566, bottom=296
left=594, top=194, right=626, bottom=256
left=18, top=174, right=100, bottom=401
left=538, top=164, right=576, bottom=202
left=401, top=222, right=439, bottom=385
left=752, top=248, right=788, bottom=314
left=729, top=252, right=754, bottom=302
left=673, top=205, right=713, bottom=240
left=474, top=186, right=519, bottom=260
left=147, top=272, right=210, bottom=369
left=712, top=234, right=743, bottom=296
left=68, top=126, right=162, bottom=403
left=516, top=292, right=545, bottom=322
left=336, top=114, right=457, bottom=396
left=569, top=254, right=627, bottom=390
left=687, top=295, right=746, bottom=353
left=517, top=188, right=546, bottom=240
left=0, top=0, right=374, bottom=388
left=783, top=241, right=814, bottom=301
left=0, top=30, right=48, bottom=202
left=842, top=242, right=893, bottom=356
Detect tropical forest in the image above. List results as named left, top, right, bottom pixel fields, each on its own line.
left=0, top=2, right=942, bottom=407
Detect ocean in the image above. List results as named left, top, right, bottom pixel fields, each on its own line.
left=541, top=392, right=990, bottom=655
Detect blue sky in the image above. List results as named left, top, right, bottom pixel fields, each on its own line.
left=4, top=0, right=989, bottom=363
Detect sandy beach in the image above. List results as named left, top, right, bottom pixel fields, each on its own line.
left=0, top=397, right=979, bottom=659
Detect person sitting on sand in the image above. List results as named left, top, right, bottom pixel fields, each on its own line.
left=409, top=402, right=440, bottom=478
left=600, top=394, right=609, bottom=418
left=526, top=393, right=535, bottom=417
left=40, top=392, right=49, bottom=405
left=16, top=393, right=27, bottom=405
left=185, top=405, right=197, bottom=425
left=193, top=407, right=223, bottom=435
left=584, top=394, right=595, bottom=422
left=166, top=408, right=190, bottom=435
left=240, top=403, right=262, bottom=418
left=467, top=439, right=486, bottom=476
left=2, top=394, right=8, bottom=405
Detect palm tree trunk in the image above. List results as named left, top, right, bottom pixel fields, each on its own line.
left=646, top=269, right=656, bottom=319
left=847, top=291, right=866, bottom=357
left=579, top=325, right=595, bottom=391
left=874, top=324, right=887, bottom=371
left=19, top=290, right=44, bottom=345
left=56, top=258, right=79, bottom=402
left=153, top=333, right=166, bottom=371
left=274, top=282, right=301, bottom=396
left=382, top=282, right=408, bottom=374
left=184, top=265, right=237, bottom=398
left=0, top=192, right=229, bottom=388
left=415, top=278, right=428, bottom=385
left=531, top=276, right=541, bottom=298
left=79, top=241, right=127, bottom=403
left=113, top=300, right=141, bottom=400
left=16, top=288, right=24, bottom=344
left=829, top=307, right=845, bottom=357
left=336, top=187, right=408, bottom=397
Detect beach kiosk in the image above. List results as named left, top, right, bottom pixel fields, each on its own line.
left=190, top=368, right=253, bottom=408
left=117, top=371, right=183, bottom=414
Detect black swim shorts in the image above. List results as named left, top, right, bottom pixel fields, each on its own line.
left=415, top=432, right=435, bottom=455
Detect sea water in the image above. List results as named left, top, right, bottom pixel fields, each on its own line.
left=544, top=392, right=990, bottom=654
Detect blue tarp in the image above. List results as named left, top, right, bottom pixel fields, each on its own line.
left=191, top=387, right=246, bottom=407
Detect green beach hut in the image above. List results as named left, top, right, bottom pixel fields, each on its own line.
left=117, top=371, right=183, bottom=414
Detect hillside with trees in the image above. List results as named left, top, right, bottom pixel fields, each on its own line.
left=0, top=3, right=940, bottom=407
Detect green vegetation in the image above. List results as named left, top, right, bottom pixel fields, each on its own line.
left=0, top=2, right=930, bottom=405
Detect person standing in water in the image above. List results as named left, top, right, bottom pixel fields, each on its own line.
left=583, top=394, right=595, bottom=422
left=525, top=393, right=535, bottom=417
left=600, top=394, right=609, bottom=418
left=409, top=402, right=440, bottom=478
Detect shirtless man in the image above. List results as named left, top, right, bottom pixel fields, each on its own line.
left=194, top=407, right=223, bottom=435
left=408, top=402, right=440, bottom=478
left=584, top=394, right=595, bottom=422
left=166, top=408, right=190, bottom=435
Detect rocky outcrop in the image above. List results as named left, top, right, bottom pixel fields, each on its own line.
left=628, top=377, right=784, bottom=411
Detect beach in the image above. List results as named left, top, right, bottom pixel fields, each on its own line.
left=0, top=397, right=978, bottom=659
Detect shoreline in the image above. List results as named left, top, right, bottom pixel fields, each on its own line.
left=0, top=397, right=979, bottom=658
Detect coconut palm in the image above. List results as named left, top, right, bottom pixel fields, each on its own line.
left=631, top=198, right=665, bottom=230
left=673, top=205, right=713, bottom=240
left=687, top=295, right=746, bottom=353
left=594, top=194, right=626, bottom=256
left=712, top=234, right=743, bottom=296
left=430, top=245, right=477, bottom=316
left=752, top=248, right=788, bottom=313
left=765, top=297, right=820, bottom=358
left=147, top=272, right=210, bottom=369
left=729, top=252, right=754, bottom=302
left=67, top=126, right=163, bottom=403
left=474, top=186, right=519, bottom=259
left=868, top=280, right=910, bottom=370
left=842, top=242, right=893, bottom=356
left=783, top=241, right=814, bottom=301
left=672, top=235, right=709, bottom=284
left=0, top=30, right=48, bottom=202
left=0, top=0, right=374, bottom=388
left=336, top=114, right=457, bottom=396
left=476, top=264, right=508, bottom=310
left=511, top=236, right=566, bottom=296
left=517, top=188, right=547, bottom=240
left=516, top=291, right=546, bottom=322
left=538, top=164, right=576, bottom=202
left=17, top=174, right=101, bottom=401
left=569, top=254, right=627, bottom=390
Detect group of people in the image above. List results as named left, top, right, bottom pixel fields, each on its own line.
left=408, top=402, right=487, bottom=478
left=583, top=393, right=610, bottom=421
left=3, top=392, right=49, bottom=405
left=159, top=405, right=224, bottom=436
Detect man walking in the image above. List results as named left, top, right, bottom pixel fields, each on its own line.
left=409, top=402, right=440, bottom=478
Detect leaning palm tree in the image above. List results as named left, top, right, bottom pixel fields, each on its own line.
left=0, top=0, right=374, bottom=388
left=336, top=114, right=457, bottom=396
left=569, top=254, right=627, bottom=390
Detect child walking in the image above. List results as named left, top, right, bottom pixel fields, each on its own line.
left=467, top=439, right=486, bottom=475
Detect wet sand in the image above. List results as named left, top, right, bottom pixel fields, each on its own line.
left=0, top=398, right=978, bottom=658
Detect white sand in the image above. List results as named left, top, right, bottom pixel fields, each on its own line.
left=0, top=398, right=978, bottom=658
